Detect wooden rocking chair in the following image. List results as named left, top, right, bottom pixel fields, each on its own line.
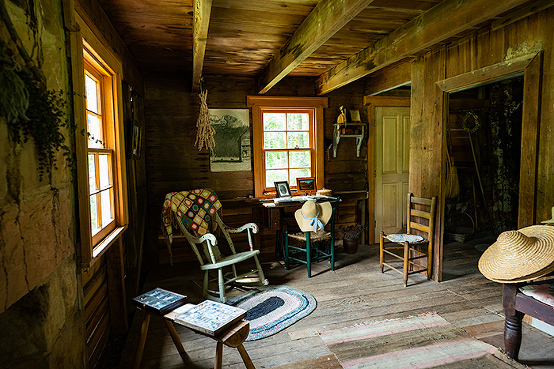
left=162, top=189, right=268, bottom=303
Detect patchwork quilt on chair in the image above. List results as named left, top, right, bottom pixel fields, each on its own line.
left=161, top=189, right=222, bottom=258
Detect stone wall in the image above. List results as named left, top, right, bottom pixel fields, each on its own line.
left=0, top=0, right=85, bottom=367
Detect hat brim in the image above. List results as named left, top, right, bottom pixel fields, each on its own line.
left=295, top=202, right=332, bottom=232
left=484, top=262, right=554, bottom=283
left=478, top=225, right=554, bottom=282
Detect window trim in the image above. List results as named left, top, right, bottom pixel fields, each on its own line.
left=73, top=11, right=128, bottom=267
left=248, top=96, right=328, bottom=198
left=260, top=108, right=315, bottom=192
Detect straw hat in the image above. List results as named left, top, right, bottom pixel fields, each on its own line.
left=295, top=201, right=332, bottom=232
left=478, top=225, right=554, bottom=283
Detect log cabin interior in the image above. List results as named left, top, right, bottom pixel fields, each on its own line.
left=1, top=0, right=554, bottom=368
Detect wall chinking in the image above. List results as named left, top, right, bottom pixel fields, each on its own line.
left=0, top=0, right=85, bottom=367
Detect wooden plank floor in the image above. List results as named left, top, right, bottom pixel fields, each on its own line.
left=116, top=238, right=554, bottom=369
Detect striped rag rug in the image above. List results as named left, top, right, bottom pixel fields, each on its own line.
left=319, top=314, right=528, bottom=369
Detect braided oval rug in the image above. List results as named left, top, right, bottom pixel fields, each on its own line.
left=227, top=285, right=316, bottom=341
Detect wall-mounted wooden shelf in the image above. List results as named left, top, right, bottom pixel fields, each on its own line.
left=333, top=123, right=366, bottom=157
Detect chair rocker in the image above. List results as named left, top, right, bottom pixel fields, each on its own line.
left=379, top=193, right=437, bottom=286
left=284, top=197, right=339, bottom=277
left=163, top=189, right=268, bottom=303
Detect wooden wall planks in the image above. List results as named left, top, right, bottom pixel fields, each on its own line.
left=409, top=6, right=554, bottom=281
left=144, top=73, right=369, bottom=263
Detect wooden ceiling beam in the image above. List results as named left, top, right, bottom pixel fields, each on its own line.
left=192, top=0, right=212, bottom=92
left=315, top=0, right=532, bottom=95
left=257, top=0, right=375, bottom=94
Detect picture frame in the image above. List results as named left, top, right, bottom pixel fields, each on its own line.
left=296, top=177, right=316, bottom=195
left=131, top=121, right=142, bottom=159
left=350, top=109, right=361, bottom=123
left=274, top=181, right=292, bottom=198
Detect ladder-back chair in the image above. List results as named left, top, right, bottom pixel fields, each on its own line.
left=379, top=193, right=437, bottom=286
left=161, top=189, right=268, bottom=303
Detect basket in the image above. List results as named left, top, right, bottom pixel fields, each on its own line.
left=444, top=227, right=474, bottom=242
left=445, top=212, right=475, bottom=243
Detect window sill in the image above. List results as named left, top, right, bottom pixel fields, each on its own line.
left=90, top=226, right=126, bottom=262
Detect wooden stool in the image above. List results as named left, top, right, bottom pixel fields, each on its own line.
left=133, top=310, right=255, bottom=369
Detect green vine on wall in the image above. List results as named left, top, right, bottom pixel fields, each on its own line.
left=0, top=1, right=70, bottom=180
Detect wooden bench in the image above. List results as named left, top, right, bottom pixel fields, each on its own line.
left=502, top=274, right=554, bottom=360
left=133, top=307, right=255, bottom=369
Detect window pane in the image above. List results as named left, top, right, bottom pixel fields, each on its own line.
left=99, top=153, right=110, bottom=189
left=87, top=114, right=103, bottom=148
left=100, top=189, right=113, bottom=226
left=263, top=113, right=286, bottom=131
left=287, top=113, right=309, bottom=130
left=287, top=132, right=309, bottom=148
left=265, top=151, right=287, bottom=169
left=90, top=195, right=98, bottom=233
left=264, top=132, right=286, bottom=149
left=289, top=150, right=310, bottom=168
left=266, top=169, right=288, bottom=187
left=85, top=74, right=99, bottom=114
left=290, top=169, right=311, bottom=187
left=88, top=154, right=97, bottom=192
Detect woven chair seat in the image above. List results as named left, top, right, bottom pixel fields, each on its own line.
left=289, top=230, right=331, bottom=242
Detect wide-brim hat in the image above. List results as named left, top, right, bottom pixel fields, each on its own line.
left=478, top=225, right=554, bottom=283
left=295, top=201, right=332, bottom=232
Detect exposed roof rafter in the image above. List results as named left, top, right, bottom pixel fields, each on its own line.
left=315, top=0, right=532, bottom=95
left=257, top=0, right=375, bottom=94
left=192, top=0, right=213, bottom=92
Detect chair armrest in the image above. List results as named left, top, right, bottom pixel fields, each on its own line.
left=184, top=232, right=219, bottom=264
left=223, top=223, right=258, bottom=251
left=184, top=231, right=217, bottom=246
left=223, top=222, right=259, bottom=234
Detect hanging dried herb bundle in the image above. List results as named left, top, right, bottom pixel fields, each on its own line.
left=195, top=88, right=215, bottom=151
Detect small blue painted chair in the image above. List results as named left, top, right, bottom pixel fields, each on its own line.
left=284, top=197, right=339, bottom=277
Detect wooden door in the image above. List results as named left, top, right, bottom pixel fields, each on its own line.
left=374, top=106, right=411, bottom=242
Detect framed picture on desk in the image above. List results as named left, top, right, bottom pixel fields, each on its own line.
left=274, top=181, right=291, bottom=198
left=297, top=177, right=316, bottom=195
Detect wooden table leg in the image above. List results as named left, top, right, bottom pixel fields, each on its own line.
left=164, top=320, right=185, bottom=354
left=214, top=342, right=223, bottom=369
left=503, top=283, right=524, bottom=360
left=237, top=343, right=255, bottom=369
left=133, top=314, right=151, bottom=369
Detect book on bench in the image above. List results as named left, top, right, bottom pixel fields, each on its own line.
left=132, top=288, right=187, bottom=316
left=169, top=300, right=247, bottom=336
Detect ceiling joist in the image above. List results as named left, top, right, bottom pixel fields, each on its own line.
left=192, top=0, right=213, bottom=92
left=315, top=0, right=532, bottom=95
left=257, top=0, right=375, bottom=94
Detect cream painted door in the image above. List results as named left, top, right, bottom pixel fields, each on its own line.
left=374, top=106, right=411, bottom=242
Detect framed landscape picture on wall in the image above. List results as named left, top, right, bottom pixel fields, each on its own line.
left=209, top=109, right=251, bottom=172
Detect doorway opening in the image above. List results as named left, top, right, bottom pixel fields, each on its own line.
left=444, top=75, right=524, bottom=248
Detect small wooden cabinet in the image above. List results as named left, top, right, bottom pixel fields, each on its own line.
left=333, top=123, right=366, bottom=157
